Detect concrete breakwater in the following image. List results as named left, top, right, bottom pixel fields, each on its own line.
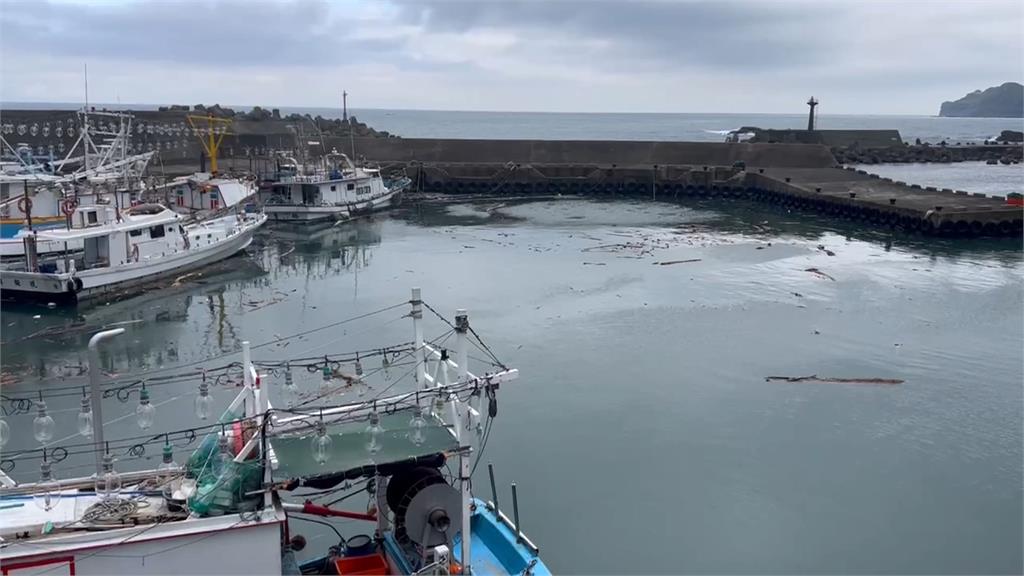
left=832, top=143, right=1022, bottom=165
left=326, top=137, right=1022, bottom=238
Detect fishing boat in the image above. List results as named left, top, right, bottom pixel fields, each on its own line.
left=0, top=291, right=551, bottom=575
left=259, top=150, right=409, bottom=224
left=151, top=172, right=258, bottom=217
left=0, top=110, right=155, bottom=259
left=0, top=201, right=266, bottom=305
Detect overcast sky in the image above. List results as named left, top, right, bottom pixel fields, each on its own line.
left=1, top=0, right=1021, bottom=114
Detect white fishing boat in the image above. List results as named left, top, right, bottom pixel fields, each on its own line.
left=259, top=150, right=409, bottom=224
left=151, top=172, right=258, bottom=217
left=0, top=110, right=155, bottom=259
left=0, top=202, right=266, bottom=305
left=0, top=291, right=551, bottom=575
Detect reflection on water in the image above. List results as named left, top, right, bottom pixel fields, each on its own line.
left=1, top=198, right=1021, bottom=574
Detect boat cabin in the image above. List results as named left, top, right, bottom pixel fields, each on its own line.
left=22, top=204, right=188, bottom=274
left=156, top=174, right=255, bottom=214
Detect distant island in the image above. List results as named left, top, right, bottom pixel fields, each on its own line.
left=939, top=82, right=1023, bottom=118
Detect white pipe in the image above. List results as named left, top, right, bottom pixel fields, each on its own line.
left=242, top=341, right=253, bottom=388
left=454, top=309, right=469, bottom=382
left=242, top=340, right=253, bottom=419
left=460, top=452, right=472, bottom=574
left=88, top=328, right=125, bottom=476
left=411, top=288, right=425, bottom=388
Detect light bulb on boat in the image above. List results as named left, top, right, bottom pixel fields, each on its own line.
left=320, top=364, right=332, bottom=394
left=214, top=434, right=233, bottom=476
left=0, top=418, right=9, bottom=448
left=136, top=384, right=155, bottom=430
left=33, top=399, right=55, bottom=443
left=408, top=404, right=427, bottom=447
left=432, top=393, right=447, bottom=421
left=34, top=457, right=60, bottom=511
left=311, top=419, right=332, bottom=465
left=354, top=354, right=366, bottom=393
left=283, top=365, right=297, bottom=402
left=195, top=380, right=213, bottom=420
left=157, top=438, right=182, bottom=499
left=78, top=391, right=94, bottom=438
left=365, top=410, right=385, bottom=455
left=381, top=354, right=391, bottom=381
left=94, top=449, right=121, bottom=500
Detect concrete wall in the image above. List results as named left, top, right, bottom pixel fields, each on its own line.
left=328, top=137, right=838, bottom=168
left=750, top=129, right=903, bottom=148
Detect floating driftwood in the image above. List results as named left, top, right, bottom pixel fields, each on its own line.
left=804, top=267, right=836, bottom=281
left=654, top=259, right=702, bottom=266
left=765, top=374, right=903, bottom=385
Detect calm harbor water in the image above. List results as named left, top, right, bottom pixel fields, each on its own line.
left=2, top=197, right=1021, bottom=573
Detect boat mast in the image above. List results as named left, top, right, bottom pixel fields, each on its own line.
left=346, top=91, right=356, bottom=162
left=83, top=63, right=89, bottom=175
left=187, top=114, right=232, bottom=174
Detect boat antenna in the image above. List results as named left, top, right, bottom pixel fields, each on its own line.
left=83, top=63, right=89, bottom=175
left=346, top=91, right=356, bottom=163
left=312, top=116, right=328, bottom=160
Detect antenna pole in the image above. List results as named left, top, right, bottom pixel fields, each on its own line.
left=346, top=92, right=356, bottom=161
left=83, top=64, right=89, bottom=174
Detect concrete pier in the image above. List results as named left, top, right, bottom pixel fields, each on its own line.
left=322, top=137, right=1022, bottom=238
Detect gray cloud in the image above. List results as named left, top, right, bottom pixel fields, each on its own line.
left=0, top=0, right=399, bottom=67
left=393, top=0, right=838, bottom=71
left=0, top=0, right=1021, bottom=114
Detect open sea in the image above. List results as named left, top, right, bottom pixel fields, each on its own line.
left=0, top=107, right=1022, bottom=574
left=5, top=101, right=1023, bottom=144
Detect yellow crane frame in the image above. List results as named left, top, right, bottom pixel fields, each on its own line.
left=187, top=114, right=234, bottom=174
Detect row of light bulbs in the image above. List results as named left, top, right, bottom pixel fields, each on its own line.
left=0, top=356, right=392, bottom=450
left=309, top=393, right=452, bottom=466
left=33, top=439, right=183, bottom=513
left=0, top=378, right=218, bottom=451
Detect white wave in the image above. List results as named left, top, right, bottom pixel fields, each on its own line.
left=703, top=128, right=740, bottom=135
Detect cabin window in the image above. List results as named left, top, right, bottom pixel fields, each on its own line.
left=150, top=225, right=166, bottom=239
left=330, top=185, right=336, bottom=191
left=167, top=226, right=174, bottom=233
left=347, top=183, right=355, bottom=191
left=357, top=186, right=371, bottom=195
left=87, top=211, right=98, bottom=224
left=0, top=183, right=8, bottom=201
left=129, top=229, right=142, bottom=237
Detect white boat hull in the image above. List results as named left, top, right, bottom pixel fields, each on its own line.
left=0, top=500, right=284, bottom=575
left=264, top=187, right=401, bottom=223
left=0, top=214, right=267, bottom=305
